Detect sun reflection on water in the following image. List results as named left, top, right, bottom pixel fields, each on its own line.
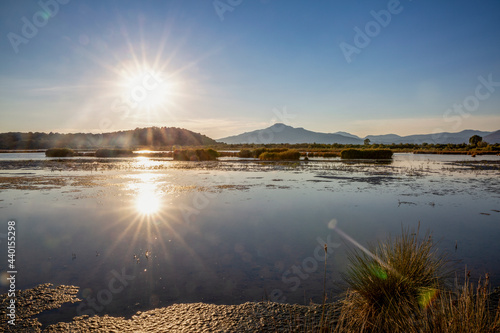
left=136, top=183, right=160, bottom=215
left=127, top=172, right=163, bottom=216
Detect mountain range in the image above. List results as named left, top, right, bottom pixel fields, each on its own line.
left=217, top=124, right=500, bottom=145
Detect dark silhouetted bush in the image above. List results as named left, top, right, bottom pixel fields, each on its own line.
left=341, top=149, right=393, bottom=159
left=45, top=148, right=75, bottom=157
left=95, top=149, right=134, bottom=157
left=237, top=149, right=253, bottom=158
left=173, top=149, right=219, bottom=161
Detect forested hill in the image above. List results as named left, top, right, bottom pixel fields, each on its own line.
left=0, top=127, right=217, bottom=150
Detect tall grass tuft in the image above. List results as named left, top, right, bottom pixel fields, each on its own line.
left=421, top=272, right=500, bottom=332
left=334, top=227, right=451, bottom=332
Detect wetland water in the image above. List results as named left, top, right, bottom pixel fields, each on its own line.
left=0, top=153, right=499, bottom=323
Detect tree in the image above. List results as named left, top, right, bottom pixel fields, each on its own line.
left=469, top=135, right=482, bottom=146
left=364, top=138, right=371, bottom=145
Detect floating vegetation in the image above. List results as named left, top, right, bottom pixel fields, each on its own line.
left=45, top=148, right=75, bottom=157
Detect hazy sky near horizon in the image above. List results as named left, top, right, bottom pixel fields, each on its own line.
left=1, top=0, right=499, bottom=139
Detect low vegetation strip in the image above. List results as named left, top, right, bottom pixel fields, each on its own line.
left=341, top=149, right=393, bottom=159
left=45, top=148, right=75, bottom=157
left=173, top=149, right=219, bottom=161
left=95, top=149, right=135, bottom=157
left=259, top=149, right=301, bottom=161
left=237, top=148, right=299, bottom=160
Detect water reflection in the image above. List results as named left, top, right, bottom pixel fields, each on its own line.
left=128, top=172, right=163, bottom=216
left=0, top=154, right=499, bottom=321
left=136, top=183, right=160, bottom=215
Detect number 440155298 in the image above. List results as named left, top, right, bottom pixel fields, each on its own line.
left=7, top=221, right=16, bottom=270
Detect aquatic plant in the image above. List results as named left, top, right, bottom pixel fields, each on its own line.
left=340, top=149, right=393, bottom=159
left=45, top=148, right=75, bottom=157
left=237, top=149, right=253, bottom=158
left=334, top=227, right=450, bottom=332
left=420, top=272, right=500, bottom=333
left=259, top=149, right=300, bottom=160
left=173, top=148, right=219, bottom=161
left=95, top=149, right=134, bottom=157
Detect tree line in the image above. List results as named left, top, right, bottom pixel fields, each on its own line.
left=0, top=127, right=216, bottom=150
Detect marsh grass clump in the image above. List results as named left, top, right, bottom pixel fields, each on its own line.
left=95, top=149, right=134, bottom=157
left=335, top=227, right=450, bottom=332
left=237, top=149, right=254, bottom=158
left=237, top=147, right=289, bottom=158
left=340, top=149, right=393, bottom=159
left=259, top=149, right=301, bottom=160
left=421, top=273, right=500, bottom=333
left=173, top=148, right=219, bottom=161
left=45, top=148, right=75, bottom=157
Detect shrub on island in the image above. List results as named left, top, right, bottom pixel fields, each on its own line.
left=95, top=149, right=135, bottom=157
left=341, top=149, right=393, bottom=159
left=173, top=149, right=219, bottom=161
left=237, top=149, right=254, bottom=158
left=238, top=148, right=289, bottom=159
left=45, top=148, right=75, bottom=157
left=259, top=149, right=301, bottom=160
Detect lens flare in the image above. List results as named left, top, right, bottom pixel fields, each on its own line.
left=418, top=287, right=439, bottom=309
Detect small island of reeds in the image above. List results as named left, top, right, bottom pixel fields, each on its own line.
left=45, top=148, right=75, bottom=157
left=173, top=149, right=219, bottom=161
left=237, top=148, right=301, bottom=160
left=95, top=149, right=135, bottom=157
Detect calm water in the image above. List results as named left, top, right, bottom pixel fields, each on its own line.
left=0, top=153, right=499, bottom=322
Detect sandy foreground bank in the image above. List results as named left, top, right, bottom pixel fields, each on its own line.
left=1, top=284, right=340, bottom=332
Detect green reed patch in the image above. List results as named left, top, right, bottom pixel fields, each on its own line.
left=259, top=149, right=301, bottom=161
left=173, top=149, right=219, bottom=161
left=95, top=149, right=135, bottom=157
left=45, top=148, right=75, bottom=157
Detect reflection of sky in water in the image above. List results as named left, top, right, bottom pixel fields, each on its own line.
left=0, top=154, right=499, bottom=322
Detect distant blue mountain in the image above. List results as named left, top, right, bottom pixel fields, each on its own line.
left=216, top=123, right=363, bottom=144
left=217, top=124, right=497, bottom=144
left=367, top=129, right=494, bottom=144
left=484, top=130, right=500, bottom=144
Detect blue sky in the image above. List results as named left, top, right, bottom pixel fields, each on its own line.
left=1, top=0, right=499, bottom=138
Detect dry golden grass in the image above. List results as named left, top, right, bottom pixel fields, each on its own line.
left=331, top=227, right=500, bottom=332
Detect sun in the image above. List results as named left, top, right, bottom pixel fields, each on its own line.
left=120, top=67, right=172, bottom=112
